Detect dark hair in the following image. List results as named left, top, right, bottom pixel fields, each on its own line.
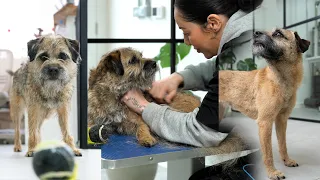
left=174, top=0, right=263, bottom=25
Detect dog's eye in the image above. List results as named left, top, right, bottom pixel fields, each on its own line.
left=273, top=30, right=284, bottom=38
left=58, top=53, right=69, bottom=60
left=129, top=56, right=139, bottom=64
left=39, top=53, right=49, bottom=61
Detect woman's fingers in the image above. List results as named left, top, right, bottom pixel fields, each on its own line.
left=165, top=90, right=177, bottom=104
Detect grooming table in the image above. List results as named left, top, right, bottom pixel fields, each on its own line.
left=101, top=135, right=258, bottom=180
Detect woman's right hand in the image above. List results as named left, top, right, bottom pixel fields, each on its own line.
left=148, top=73, right=184, bottom=104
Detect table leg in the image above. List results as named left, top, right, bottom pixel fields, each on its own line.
left=167, top=157, right=205, bottom=180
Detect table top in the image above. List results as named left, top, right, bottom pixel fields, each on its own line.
left=101, top=135, right=258, bottom=169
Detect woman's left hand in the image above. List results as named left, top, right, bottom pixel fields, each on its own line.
left=121, top=89, right=150, bottom=114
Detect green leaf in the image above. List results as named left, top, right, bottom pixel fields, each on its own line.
left=244, top=58, right=254, bottom=64
left=176, top=43, right=191, bottom=61
left=244, top=58, right=257, bottom=70
left=160, top=43, right=171, bottom=54
left=154, top=43, right=171, bottom=68
left=154, top=42, right=192, bottom=68
left=159, top=53, right=171, bottom=68
left=237, top=60, right=248, bottom=71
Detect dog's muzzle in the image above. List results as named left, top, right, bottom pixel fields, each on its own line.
left=143, top=61, right=157, bottom=70
left=252, top=31, right=284, bottom=60
left=43, top=65, right=63, bottom=80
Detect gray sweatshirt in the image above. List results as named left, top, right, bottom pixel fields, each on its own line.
left=142, top=10, right=254, bottom=148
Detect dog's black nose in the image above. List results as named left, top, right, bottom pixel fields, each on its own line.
left=254, top=31, right=263, bottom=37
left=144, top=61, right=157, bottom=70
left=151, top=61, right=157, bottom=68
left=47, top=67, right=60, bottom=77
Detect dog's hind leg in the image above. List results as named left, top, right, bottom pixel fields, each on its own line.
left=276, top=103, right=299, bottom=167
left=10, top=94, right=25, bottom=152
left=57, top=104, right=82, bottom=156
left=257, top=115, right=286, bottom=180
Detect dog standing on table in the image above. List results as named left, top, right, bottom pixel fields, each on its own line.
left=219, top=28, right=310, bottom=179
left=9, top=34, right=82, bottom=157
left=88, top=47, right=200, bottom=146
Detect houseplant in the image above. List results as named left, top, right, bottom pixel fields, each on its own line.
left=154, top=43, right=191, bottom=70
left=218, top=48, right=257, bottom=71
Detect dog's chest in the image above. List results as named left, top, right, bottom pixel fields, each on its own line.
left=103, top=102, right=127, bottom=124
left=279, top=85, right=296, bottom=107
left=30, top=89, right=71, bottom=109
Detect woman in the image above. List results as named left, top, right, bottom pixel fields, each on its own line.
left=122, top=0, right=263, bottom=148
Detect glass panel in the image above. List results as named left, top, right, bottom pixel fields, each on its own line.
left=88, top=0, right=171, bottom=39
left=286, top=21, right=320, bottom=121
left=285, top=0, right=320, bottom=27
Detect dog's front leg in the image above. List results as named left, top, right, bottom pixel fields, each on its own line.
left=26, top=106, right=41, bottom=157
left=257, top=118, right=285, bottom=180
left=276, top=112, right=298, bottom=167
left=57, top=104, right=82, bottom=156
left=136, top=119, right=158, bottom=147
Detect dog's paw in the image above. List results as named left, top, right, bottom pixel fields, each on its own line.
left=25, top=151, right=34, bottom=157
left=138, top=135, right=157, bottom=147
left=74, top=149, right=82, bottom=157
left=284, top=159, right=299, bottom=167
left=13, top=145, right=22, bottom=152
left=268, top=170, right=285, bottom=180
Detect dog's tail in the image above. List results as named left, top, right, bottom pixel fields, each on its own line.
left=6, top=70, right=14, bottom=76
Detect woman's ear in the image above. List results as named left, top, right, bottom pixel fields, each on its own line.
left=205, top=14, right=223, bottom=33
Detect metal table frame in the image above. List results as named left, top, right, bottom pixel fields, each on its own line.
left=101, top=138, right=259, bottom=180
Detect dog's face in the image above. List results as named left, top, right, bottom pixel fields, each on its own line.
left=252, top=28, right=310, bottom=62
left=90, top=47, right=158, bottom=91
left=27, top=34, right=81, bottom=88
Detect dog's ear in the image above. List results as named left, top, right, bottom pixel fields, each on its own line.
left=27, top=38, right=40, bottom=62
left=66, top=38, right=81, bottom=63
left=294, top=32, right=310, bottom=53
left=104, top=50, right=124, bottom=76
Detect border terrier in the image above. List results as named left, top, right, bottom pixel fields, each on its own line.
left=88, top=47, right=201, bottom=146
left=219, top=28, right=310, bottom=179
left=8, top=34, right=82, bottom=157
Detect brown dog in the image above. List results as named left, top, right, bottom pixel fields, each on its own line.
left=88, top=47, right=201, bottom=146
left=9, top=34, right=82, bottom=157
left=219, top=28, right=310, bottom=179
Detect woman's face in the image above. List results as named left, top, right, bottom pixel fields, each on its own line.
left=174, top=8, right=226, bottom=59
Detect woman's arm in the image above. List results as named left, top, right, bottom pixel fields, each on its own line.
left=177, top=58, right=216, bottom=91
left=142, top=103, right=228, bottom=147
left=122, top=89, right=228, bottom=148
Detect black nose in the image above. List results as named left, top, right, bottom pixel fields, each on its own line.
left=254, top=31, right=263, bottom=38
left=47, top=67, right=60, bottom=77
left=151, top=61, right=157, bottom=68
left=144, top=61, right=157, bottom=69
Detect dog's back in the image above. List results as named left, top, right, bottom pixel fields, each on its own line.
left=7, top=64, right=29, bottom=98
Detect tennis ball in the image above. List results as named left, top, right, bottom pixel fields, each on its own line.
left=32, top=141, right=77, bottom=180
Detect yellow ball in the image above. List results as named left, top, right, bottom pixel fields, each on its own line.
left=32, top=141, right=78, bottom=180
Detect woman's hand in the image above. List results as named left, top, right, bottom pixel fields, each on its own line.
left=148, top=73, right=184, bottom=104
left=121, top=89, right=150, bottom=114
